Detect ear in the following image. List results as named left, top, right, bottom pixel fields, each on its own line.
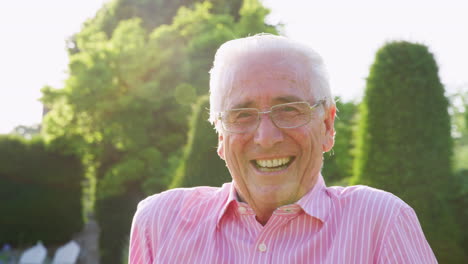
left=322, top=105, right=336, bottom=152
left=217, top=133, right=225, bottom=160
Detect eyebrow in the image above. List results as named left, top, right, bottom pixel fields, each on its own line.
left=232, top=101, right=253, bottom=109
left=275, top=95, right=304, bottom=104
left=231, top=95, right=305, bottom=109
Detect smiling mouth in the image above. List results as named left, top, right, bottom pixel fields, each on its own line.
left=251, top=157, right=295, bottom=172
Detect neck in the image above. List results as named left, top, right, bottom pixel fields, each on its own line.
left=237, top=193, right=295, bottom=226
left=254, top=207, right=276, bottom=226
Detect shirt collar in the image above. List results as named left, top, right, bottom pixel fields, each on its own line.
left=216, top=183, right=238, bottom=227
left=216, top=173, right=331, bottom=226
left=295, top=173, right=331, bottom=223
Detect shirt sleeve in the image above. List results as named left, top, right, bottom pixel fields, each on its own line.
left=128, top=200, right=154, bottom=264
left=378, top=207, right=437, bottom=264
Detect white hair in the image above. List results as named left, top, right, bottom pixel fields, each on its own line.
left=209, top=34, right=334, bottom=129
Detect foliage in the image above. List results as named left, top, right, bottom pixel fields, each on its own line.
left=454, top=169, right=468, bottom=254
left=449, top=90, right=468, bottom=170
left=170, top=96, right=231, bottom=188
left=43, top=0, right=277, bottom=200
left=67, top=0, right=244, bottom=54
left=0, top=136, right=83, bottom=246
left=450, top=89, right=468, bottom=254
left=95, top=187, right=141, bottom=264
left=322, top=98, right=358, bottom=185
left=352, top=41, right=466, bottom=262
left=121, top=237, right=130, bottom=264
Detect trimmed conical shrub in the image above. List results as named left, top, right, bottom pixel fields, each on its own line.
left=352, top=41, right=466, bottom=262
left=171, top=95, right=231, bottom=188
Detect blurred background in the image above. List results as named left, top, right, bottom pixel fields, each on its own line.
left=0, top=0, right=467, bottom=263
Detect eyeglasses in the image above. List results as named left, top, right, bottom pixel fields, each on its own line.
left=218, top=100, right=325, bottom=134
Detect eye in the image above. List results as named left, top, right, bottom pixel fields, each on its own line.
left=282, top=106, right=300, bottom=112
left=237, top=111, right=254, bottom=118
left=277, top=105, right=301, bottom=114
left=225, top=109, right=256, bottom=123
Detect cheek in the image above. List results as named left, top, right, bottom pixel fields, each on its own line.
left=295, top=128, right=323, bottom=157
left=223, top=136, right=252, bottom=185
left=224, top=135, right=250, bottom=161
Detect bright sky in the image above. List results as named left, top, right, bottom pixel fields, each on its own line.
left=0, top=0, right=109, bottom=134
left=1, top=0, right=467, bottom=134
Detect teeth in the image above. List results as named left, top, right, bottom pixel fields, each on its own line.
left=255, top=157, right=291, bottom=168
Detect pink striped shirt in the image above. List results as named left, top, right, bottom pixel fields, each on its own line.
left=129, top=175, right=437, bottom=263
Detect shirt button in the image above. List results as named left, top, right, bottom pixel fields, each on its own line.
left=258, top=243, right=267, bottom=252
left=238, top=207, right=246, bottom=214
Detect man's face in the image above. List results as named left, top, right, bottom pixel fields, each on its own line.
left=217, top=59, right=336, bottom=208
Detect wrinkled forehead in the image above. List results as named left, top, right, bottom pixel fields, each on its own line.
left=225, top=53, right=313, bottom=98
left=232, top=52, right=304, bottom=77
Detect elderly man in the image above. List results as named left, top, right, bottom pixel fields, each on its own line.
left=129, top=34, right=437, bottom=263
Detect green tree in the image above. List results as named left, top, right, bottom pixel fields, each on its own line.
left=170, top=96, right=231, bottom=188
left=450, top=89, right=468, bottom=254
left=352, top=41, right=466, bottom=263
left=68, top=0, right=243, bottom=54
left=43, top=0, right=276, bottom=199
left=450, top=89, right=468, bottom=170
left=454, top=169, right=468, bottom=254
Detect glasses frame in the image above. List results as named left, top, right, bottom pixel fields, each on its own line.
left=218, top=99, right=326, bottom=134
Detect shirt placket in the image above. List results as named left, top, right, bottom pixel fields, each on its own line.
left=248, top=205, right=302, bottom=264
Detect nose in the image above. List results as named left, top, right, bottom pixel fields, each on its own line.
left=253, top=113, right=284, bottom=149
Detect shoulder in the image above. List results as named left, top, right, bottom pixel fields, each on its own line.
left=325, top=185, right=412, bottom=226
left=327, top=184, right=410, bottom=210
left=325, top=185, right=418, bottom=246
left=322, top=185, right=436, bottom=262
left=133, top=183, right=231, bottom=227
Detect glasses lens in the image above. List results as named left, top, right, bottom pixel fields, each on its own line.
left=222, top=108, right=258, bottom=133
left=271, top=102, right=312, bottom=128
